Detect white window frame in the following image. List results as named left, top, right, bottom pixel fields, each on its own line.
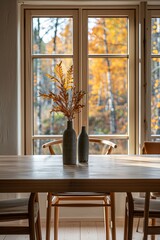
left=22, top=5, right=138, bottom=155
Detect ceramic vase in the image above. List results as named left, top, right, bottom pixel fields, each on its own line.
left=63, top=120, right=77, bottom=165
left=78, top=126, right=89, bottom=163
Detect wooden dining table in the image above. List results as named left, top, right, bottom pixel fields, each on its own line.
left=0, top=154, right=160, bottom=193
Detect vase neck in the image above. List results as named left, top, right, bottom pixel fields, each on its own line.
left=81, top=126, right=86, bottom=132
left=67, top=120, right=73, bottom=129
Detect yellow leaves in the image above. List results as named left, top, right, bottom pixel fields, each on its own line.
left=88, top=18, right=128, bottom=55
left=55, top=61, right=64, bottom=79
left=33, top=74, right=37, bottom=86
left=39, top=92, right=52, bottom=100
left=40, top=62, right=86, bottom=120
left=152, top=30, right=157, bottom=34
left=66, top=65, right=73, bottom=83
left=154, top=80, right=159, bottom=89
left=152, top=119, right=157, bottom=124
left=152, top=24, right=157, bottom=30
left=64, top=64, right=74, bottom=90
left=155, top=125, right=159, bottom=130
left=152, top=49, right=158, bottom=54
left=33, top=44, right=39, bottom=52
left=45, top=73, right=53, bottom=79
left=152, top=58, right=160, bottom=62
left=45, top=73, right=60, bottom=84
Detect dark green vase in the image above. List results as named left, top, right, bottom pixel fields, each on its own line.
left=63, top=121, right=77, bottom=165
left=78, top=126, right=89, bottom=163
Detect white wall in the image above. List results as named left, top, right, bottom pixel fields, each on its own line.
left=0, top=0, right=17, bottom=155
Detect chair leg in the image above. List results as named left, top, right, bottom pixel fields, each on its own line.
left=46, top=193, right=52, bottom=240
left=151, top=193, right=156, bottom=240
left=127, top=216, right=133, bottom=240
left=35, top=194, right=42, bottom=240
left=36, top=210, right=42, bottom=240
left=54, top=205, right=59, bottom=240
left=28, top=193, right=40, bottom=240
left=104, top=201, right=110, bottom=240
left=110, top=193, right=116, bottom=240
left=151, top=219, right=156, bottom=240
left=127, top=212, right=134, bottom=240
left=124, top=204, right=128, bottom=240
left=29, top=216, right=36, bottom=240
left=143, top=192, right=150, bottom=240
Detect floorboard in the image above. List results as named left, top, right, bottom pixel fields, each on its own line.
left=1, top=220, right=160, bottom=240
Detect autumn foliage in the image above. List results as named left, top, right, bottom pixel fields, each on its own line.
left=40, top=61, right=86, bottom=121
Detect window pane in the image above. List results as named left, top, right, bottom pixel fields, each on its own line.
left=151, top=18, right=160, bottom=55
left=33, top=139, right=62, bottom=155
left=88, top=17, right=128, bottom=54
left=151, top=58, right=160, bottom=135
left=89, top=139, right=128, bottom=154
left=33, top=58, right=72, bottom=136
left=32, top=17, right=73, bottom=54
left=112, top=139, right=128, bottom=154
left=88, top=58, right=128, bottom=135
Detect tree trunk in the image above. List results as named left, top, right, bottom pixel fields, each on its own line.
left=36, top=18, right=42, bottom=154
left=102, top=19, right=116, bottom=134
left=50, top=18, right=59, bottom=134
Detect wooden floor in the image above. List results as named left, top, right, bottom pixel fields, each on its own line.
left=0, top=220, right=160, bottom=240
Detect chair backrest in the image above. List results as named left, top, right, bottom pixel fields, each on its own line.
left=42, top=138, right=117, bottom=155
left=142, top=141, right=160, bottom=154
left=89, top=138, right=117, bottom=154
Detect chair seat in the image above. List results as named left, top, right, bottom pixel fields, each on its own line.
left=133, top=197, right=160, bottom=212
left=0, top=198, right=39, bottom=218
left=0, top=198, right=29, bottom=213
left=52, top=192, right=110, bottom=196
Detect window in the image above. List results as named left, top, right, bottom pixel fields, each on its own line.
left=24, top=8, right=136, bottom=155
left=144, top=7, right=160, bottom=141
left=147, top=9, right=160, bottom=141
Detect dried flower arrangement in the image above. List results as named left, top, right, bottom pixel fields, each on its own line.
left=40, top=61, right=86, bottom=121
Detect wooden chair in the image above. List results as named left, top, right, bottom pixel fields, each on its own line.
left=42, top=138, right=117, bottom=240
left=143, top=192, right=160, bottom=240
left=124, top=192, right=160, bottom=240
left=124, top=141, right=160, bottom=240
left=142, top=141, right=160, bottom=196
left=0, top=193, right=42, bottom=240
left=142, top=141, right=160, bottom=155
